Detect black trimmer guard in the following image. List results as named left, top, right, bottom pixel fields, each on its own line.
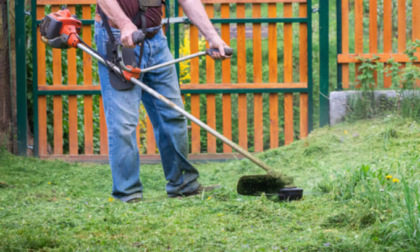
left=237, top=175, right=303, bottom=201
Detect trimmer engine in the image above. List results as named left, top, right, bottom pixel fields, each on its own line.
left=40, top=9, right=81, bottom=48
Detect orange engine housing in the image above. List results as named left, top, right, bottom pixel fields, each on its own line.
left=40, top=9, right=82, bottom=48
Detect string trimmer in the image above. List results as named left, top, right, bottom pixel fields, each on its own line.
left=39, top=9, right=303, bottom=200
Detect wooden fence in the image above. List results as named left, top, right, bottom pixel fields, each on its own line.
left=337, top=0, right=420, bottom=89
left=33, top=0, right=312, bottom=162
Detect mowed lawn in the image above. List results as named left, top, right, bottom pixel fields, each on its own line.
left=1, top=116, right=419, bottom=251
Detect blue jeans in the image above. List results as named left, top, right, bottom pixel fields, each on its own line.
left=94, top=21, right=200, bottom=201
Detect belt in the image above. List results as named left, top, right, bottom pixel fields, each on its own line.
left=95, top=14, right=161, bottom=39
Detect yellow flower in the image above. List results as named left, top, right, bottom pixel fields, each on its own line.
left=207, top=196, right=212, bottom=200
left=48, top=182, right=51, bottom=185
left=385, top=175, right=393, bottom=179
left=344, top=130, right=348, bottom=135
left=392, top=178, right=400, bottom=183
left=66, top=198, right=71, bottom=201
left=108, top=197, right=115, bottom=202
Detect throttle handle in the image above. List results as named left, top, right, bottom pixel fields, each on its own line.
left=206, top=48, right=233, bottom=57
left=132, top=30, right=146, bottom=44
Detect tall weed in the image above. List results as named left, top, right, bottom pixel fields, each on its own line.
left=347, top=40, right=420, bottom=122
left=318, top=161, right=420, bottom=248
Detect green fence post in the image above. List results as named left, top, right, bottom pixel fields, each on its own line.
left=15, top=0, right=27, bottom=155
left=319, top=0, right=329, bottom=127
left=307, top=0, right=313, bottom=132
left=336, top=0, right=343, bottom=91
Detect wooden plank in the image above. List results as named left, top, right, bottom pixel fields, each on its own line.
left=40, top=153, right=245, bottom=163
left=136, top=117, right=141, bottom=153
left=284, top=3, right=293, bottom=145
left=413, top=0, right=420, bottom=86
left=37, top=6, right=48, bottom=156
left=354, top=0, right=363, bottom=88
left=299, top=3, right=308, bottom=139
left=52, top=5, right=63, bottom=155
left=221, top=4, right=232, bottom=153
left=237, top=4, right=248, bottom=150
left=383, top=0, right=392, bottom=88
left=205, top=4, right=216, bottom=154
left=146, top=116, right=156, bottom=154
left=82, top=5, right=94, bottom=154
left=342, top=0, right=349, bottom=88
left=190, top=25, right=201, bottom=153
left=201, top=0, right=307, bottom=3
left=99, top=97, right=108, bottom=155
left=268, top=3, right=278, bottom=149
left=39, top=83, right=308, bottom=91
left=299, top=94, right=308, bottom=139
left=37, top=0, right=307, bottom=4
left=38, top=85, right=102, bottom=91
left=397, top=0, right=406, bottom=84
left=369, top=0, right=378, bottom=86
left=337, top=53, right=420, bottom=63
left=253, top=4, right=263, bottom=152
left=37, top=0, right=95, bottom=5
left=67, top=5, right=78, bottom=155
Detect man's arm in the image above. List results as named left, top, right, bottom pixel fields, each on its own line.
left=178, top=0, right=230, bottom=59
left=97, top=0, right=138, bottom=48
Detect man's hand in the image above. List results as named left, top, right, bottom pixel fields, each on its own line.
left=208, top=36, right=231, bottom=60
left=97, top=0, right=139, bottom=48
left=179, top=0, right=231, bottom=60
left=120, top=22, right=138, bottom=48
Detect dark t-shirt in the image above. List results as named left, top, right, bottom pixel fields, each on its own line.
left=97, top=1, right=162, bottom=28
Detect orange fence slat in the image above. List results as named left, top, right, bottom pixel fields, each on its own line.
left=136, top=118, right=141, bottom=153
left=67, top=5, right=78, bottom=155
left=383, top=0, right=392, bottom=88
left=205, top=4, right=216, bottom=153
left=37, top=6, right=48, bottom=156
left=146, top=117, right=156, bottom=154
left=82, top=5, right=94, bottom=154
left=268, top=3, right=278, bottom=149
left=237, top=3, right=248, bottom=150
left=413, top=0, right=420, bottom=86
left=253, top=3, right=263, bottom=152
left=99, top=97, right=108, bottom=155
left=369, top=0, right=378, bottom=86
left=221, top=4, right=232, bottom=153
left=397, top=0, right=406, bottom=81
left=52, top=5, right=63, bottom=155
left=342, top=0, right=349, bottom=88
left=354, top=0, right=363, bottom=87
left=190, top=25, right=201, bottom=153
left=284, top=3, right=293, bottom=145
left=299, top=3, right=308, bottom=138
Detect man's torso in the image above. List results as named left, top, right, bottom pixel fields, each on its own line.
left=97, top=0, right=163, bottom=28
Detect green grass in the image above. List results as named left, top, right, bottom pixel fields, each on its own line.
left=1, top=116, right=420, bottom=251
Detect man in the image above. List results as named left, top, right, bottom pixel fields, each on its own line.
left=95, top=0, right=229, bottom=202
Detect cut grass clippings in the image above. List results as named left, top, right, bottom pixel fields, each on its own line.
left=1, top=116, right=419, bottom=251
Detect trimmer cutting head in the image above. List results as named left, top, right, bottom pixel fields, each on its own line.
left=237, top=175, right=303, bottom=201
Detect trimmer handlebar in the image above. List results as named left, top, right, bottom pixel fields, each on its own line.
left=132, top=30, right=232, bottom=57
left=132, top=30, right=146, bottom=44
